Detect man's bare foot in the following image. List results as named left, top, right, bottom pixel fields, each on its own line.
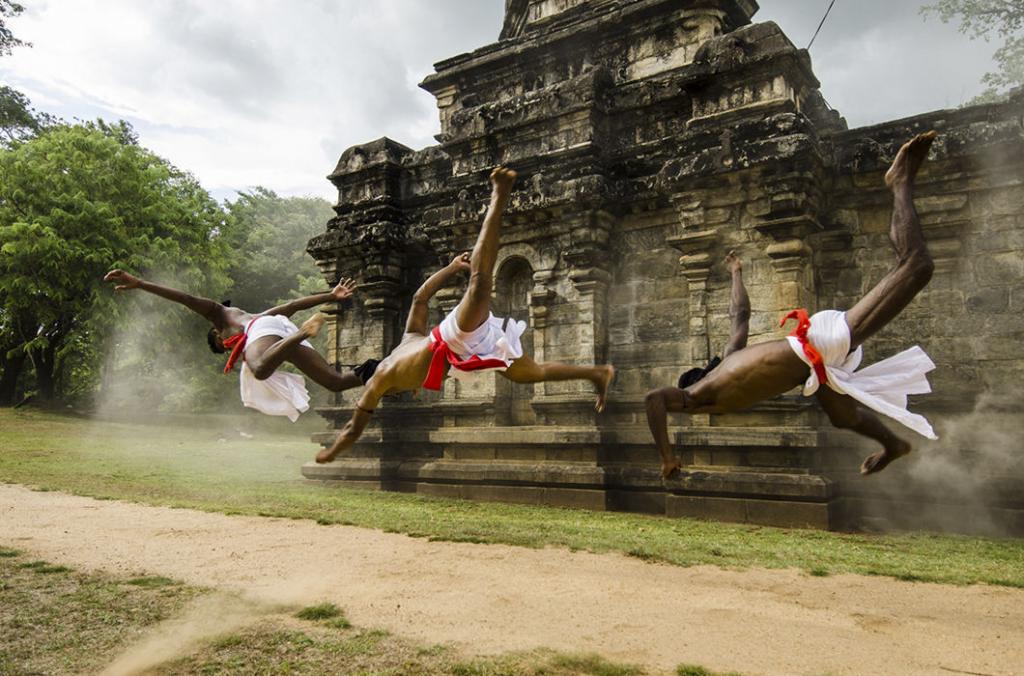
left=594, top=364, right=615, bottom=412
left=860, top=439, right=912, bottom=476
left=661, top=457, right=682, bottom=480
left=884, top=131, right=937, bottom=190
left=724, top=250, right=742, bottom=275
left=490, top=166, right=517, bottom=195
left=300, top=313, right=326, bottom=338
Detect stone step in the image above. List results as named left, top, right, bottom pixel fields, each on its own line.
left=303, top=458, right=831, bottom=500
left=621, top=425, right=822, bottom=447
left=312, top=424, right=822, bottom=449
left=429, top=426, right=603, bottom=445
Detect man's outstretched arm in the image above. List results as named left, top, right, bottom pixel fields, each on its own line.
left=403, top=252, right=471, bottom=335
left=263, top=278, right=357, bottom=318
left=645, top=387, right=685, bottom=479
left=315, top=385, right=384, bottom=463
left=722, top=251, right=750, bottom=359
left=104, top=269, right=225, bottom=324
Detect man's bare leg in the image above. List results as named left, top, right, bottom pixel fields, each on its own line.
left=289, top=346, right=362, bottom=392
left=845, top=131, right=937, bottom=350
left=644, top=387, right=688, bottom=478
left=245, top=314, right=360, bottom=392
left=816, top=386, right=911, bottom=475
left=722, top=251, right=750, bottom=359
left=502, top=354, right=615, bottom=412
left=455, top=168, right=517, bottom=333
left=244, top=314, right=323, bottom=379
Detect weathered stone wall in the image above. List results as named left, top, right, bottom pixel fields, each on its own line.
left=305, top=0, right=1024, bottom=535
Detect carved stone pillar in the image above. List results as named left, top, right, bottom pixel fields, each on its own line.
left=565, top=209, right=613, bottom=366
left=528, top=269, right=557, bottom=366
left=666, top=192, right=719, bottom=365
left=533, top=209, right=611, bottom=423
left=751, top=171, right=822, bottom=312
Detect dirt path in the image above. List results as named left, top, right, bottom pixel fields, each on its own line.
left=2, top=484, right=1021, bottom=676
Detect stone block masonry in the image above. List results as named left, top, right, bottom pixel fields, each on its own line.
left=304, top=0, right=1024, bottom=535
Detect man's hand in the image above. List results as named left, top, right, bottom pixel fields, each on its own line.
left=448, top=251, right=471, bottom=274
left=489, top=166, right=517, bottom=196
left=103, top=269, right=141, bottom=291
left=331, top=277, right=358, bottom=302
left=725, top=250, right=742, bottom=275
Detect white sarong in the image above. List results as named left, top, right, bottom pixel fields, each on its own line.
left=786, top=310, right=938, bottom=439
left=238, top=315, right=312, bottom=422
left=431, top=304, right=527, bottom=382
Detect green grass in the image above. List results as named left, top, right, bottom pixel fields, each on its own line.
left=17, top=560, right=72, bottom=574
left=1, top=409, right=1023, bottom=587
left=1, top=549, right=662, bottom=675
left=295, top=602, right=343, bottom=621
left=677, top=666, right=742, bottom=676
left=165, top=627, right=650, bottom=675
left=0, top=548, right=201, bottom=675
left=126, top=575, right=178, bottom=587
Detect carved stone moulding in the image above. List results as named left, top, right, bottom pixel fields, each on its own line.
left=753, top=215, right=820, bottom=243
left=667, top=229, right=718, bottom=283
left=328, top=137, right=414, bottom=183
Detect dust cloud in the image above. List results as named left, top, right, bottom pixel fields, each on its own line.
left=97, top=578, right=336, bottom=676
left=872, top=388, right=1024, bottom=536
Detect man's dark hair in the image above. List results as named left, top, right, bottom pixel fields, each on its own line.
left=207, top=327, right=226, bottom=354
left=354, top=358, right=381, bottom=385
left=677, top=356, right=721, bottom=390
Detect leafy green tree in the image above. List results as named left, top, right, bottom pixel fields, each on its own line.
left=0, top=122, right=228, bottom=404
left=0, top=86, right=55, bottom=146
left=0, top=3, right=56, bottom=147
left=222, top=187, right=334, bottom=315
left=923, top=0, right=1024, bottom=100
left=0, top=1, right=27, bottom=56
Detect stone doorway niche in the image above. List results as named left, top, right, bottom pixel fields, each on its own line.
left=493, top=256, right=535, bottom=426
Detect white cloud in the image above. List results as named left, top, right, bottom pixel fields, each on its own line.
left=1, top=0, right=503, bottom=200
left=0, top=1, right=1001, bottom=200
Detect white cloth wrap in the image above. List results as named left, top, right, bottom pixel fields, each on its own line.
left=237, top=315, right=312, bottom=422
left=785, top=309, right=938, bottom=440
left=432, top=304, right=527, bottom=382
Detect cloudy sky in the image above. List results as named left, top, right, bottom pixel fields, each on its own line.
left=1, top=1, right=999, bottom=202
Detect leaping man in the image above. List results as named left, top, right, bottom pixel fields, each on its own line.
left=103, top=270, right=374, bottom=421
left=645, top=132, right=941, bottom=478
left=315, top=167, right=615, bottom=463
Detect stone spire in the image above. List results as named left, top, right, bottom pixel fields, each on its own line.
left=499, top=0, right=529, bottom=39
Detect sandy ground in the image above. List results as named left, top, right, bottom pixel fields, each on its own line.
left=2, top=484, right=1022, bottom=676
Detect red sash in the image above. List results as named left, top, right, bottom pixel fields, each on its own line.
left=422, top=325, right=509, bottom=391
left=222, top=318, right=259, bottom=374
left=780, top=309, right=829, bottom=385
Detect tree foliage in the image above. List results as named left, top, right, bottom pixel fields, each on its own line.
left=0, top=86, right=55, bottom=146
left=922, top=0, right=1024, bottom=98
left=0, top=3, right=56, bottom=147
left=0, top=122, right=228, bottom=403
left=0, top=1, right=333, bottom=411
left=0, top=1, right=27, bottom=56
left=222, top=187, right=333, bottom=315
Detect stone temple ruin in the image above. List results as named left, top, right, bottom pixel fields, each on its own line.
left=304, top=0, right=1024, bottom=535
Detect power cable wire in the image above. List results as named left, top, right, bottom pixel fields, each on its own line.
left=807, top=0, right=839, bottom=50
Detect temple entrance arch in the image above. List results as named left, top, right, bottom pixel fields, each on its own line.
left=493, top=256, right=535, bottom=426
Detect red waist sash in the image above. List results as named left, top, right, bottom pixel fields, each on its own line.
left=222, top=318, right=259, bottom=374
left=422, top=325, right=509, bottom=391
left=780, top=309, right=829, bottom=385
